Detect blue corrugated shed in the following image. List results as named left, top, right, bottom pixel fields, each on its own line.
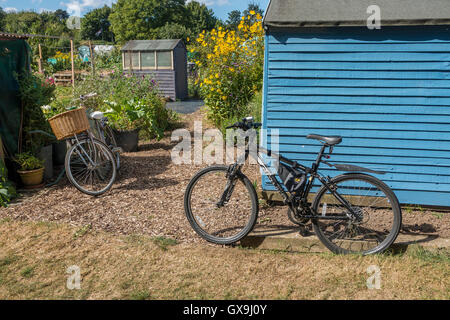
left=262, top=0, right=450, bottom=206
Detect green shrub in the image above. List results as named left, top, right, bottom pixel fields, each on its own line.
left=16, top=72, right=56, bottom=153
left=0, top=159, right=16, bottom=207
left=14, top=153, right=44, bottom=171
left=191, top=12, right=264, bottom=128
left=74, top=71, right=179, bottom=140
left=95, top=49, right=122, bottom=71
left=219, top=91, right=262, bottom=133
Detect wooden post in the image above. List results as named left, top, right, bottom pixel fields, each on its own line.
left=38, top=44, right=43, bottom=74
left=70, top=39, right=75, bottom=88
left=89, top=41, right=95, bottom=76
left=129, top=50, right=133, bottom=75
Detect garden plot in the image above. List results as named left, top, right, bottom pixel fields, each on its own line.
left=1, top=110, right=449, bottom=245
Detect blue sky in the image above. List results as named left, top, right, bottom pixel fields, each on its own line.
left=0, top=0, right=269, bottom=20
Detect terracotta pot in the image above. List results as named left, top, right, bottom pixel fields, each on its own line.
left=17, top=167, right=44, bottom=186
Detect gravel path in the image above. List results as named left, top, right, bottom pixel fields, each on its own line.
left=1, top=109, right=449, bottom=242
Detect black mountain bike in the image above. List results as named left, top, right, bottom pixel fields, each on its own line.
left=184, top=117, right=402, bottom=255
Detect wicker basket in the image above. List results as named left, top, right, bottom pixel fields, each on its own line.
left=48, top=107, right=90, bottom=140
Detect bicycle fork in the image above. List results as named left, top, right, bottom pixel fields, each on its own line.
left=216, top=164, right=241, bottom=208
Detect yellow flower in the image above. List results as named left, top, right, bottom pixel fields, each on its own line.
left=250, top=10, right=256, bottom=15
left=215, top=73, right=219, bottom=78
left=229, top=67, right=234, bottom=72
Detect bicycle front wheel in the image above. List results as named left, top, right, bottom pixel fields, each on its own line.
left=65, top=138, right=117, bottom=196
left=312, top=173, right=401, bottom=255
left=184, top=166, right=259, bottom=245
left=103, top=125, right=121, bottom=170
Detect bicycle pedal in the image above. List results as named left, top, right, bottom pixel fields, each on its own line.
left=298, top=225, right=312, bottom=237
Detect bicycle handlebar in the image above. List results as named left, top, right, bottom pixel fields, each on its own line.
left=226, top=117, right=262, bottom=131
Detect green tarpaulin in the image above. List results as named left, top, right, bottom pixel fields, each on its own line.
left=0, top=39, right=32, bottom=156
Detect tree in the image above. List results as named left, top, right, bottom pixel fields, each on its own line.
left=109, top=0, right=187, bottom=43
left=81, top=5, right=114, bottom=42
left=0, top=8, right=6, bottom=31
left=242, top=2, right=265, bottom=25
left=53, top=9, right=69, bottom=24
left=243, top=2, right=264, bottom=17
left=225, top=10, right=241, bottom=30
left=185, top=1, right=217, bottom=37
left=156, top=22, right=190, bottom=42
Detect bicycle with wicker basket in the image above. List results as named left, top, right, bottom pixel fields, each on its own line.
left=48, top=95, right=117, bottom=196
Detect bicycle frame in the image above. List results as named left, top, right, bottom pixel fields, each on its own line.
left=225, top=138, right=356, bottom=221
left=70, top=131, right=103, bottom=168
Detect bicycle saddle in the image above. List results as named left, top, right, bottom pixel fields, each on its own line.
left=90, top=111, right=104, bottom=120
left=307, top=134, right=342, bottom=145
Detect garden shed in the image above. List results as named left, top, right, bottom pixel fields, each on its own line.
left=121, top=39, right=188, bottom=101
left=262, top=0, right=450, bottom=206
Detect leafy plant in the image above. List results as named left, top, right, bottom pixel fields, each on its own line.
left=14, top=153, right=44, bottom=171
left=103, top=97, right=175, bottom=140
left=191, top=11, right=264, bottom=128
left=16, top=72, right=56, bottom=153
left=74, top=71, right=179, bottom=140
left=0, top=159, right=16, bottom=207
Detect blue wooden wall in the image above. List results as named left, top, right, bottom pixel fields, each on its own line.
left=261, top=26, right=450, bottom=206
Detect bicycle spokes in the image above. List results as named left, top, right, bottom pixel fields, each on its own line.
left=66, top=139, right=116, bottom=195
left=314, top=176, right=399, bottom=254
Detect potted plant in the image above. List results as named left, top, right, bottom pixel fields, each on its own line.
left=14, top=153, right=45, bottom=187
left=102, top=99, right=141, bottom=152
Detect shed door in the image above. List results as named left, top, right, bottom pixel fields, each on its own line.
left=263, top=26, right=450, bottom=206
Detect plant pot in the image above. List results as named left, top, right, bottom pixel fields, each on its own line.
left=113, top=128, right=139, bottom=152
left=17, top=167, right=44, bottom=187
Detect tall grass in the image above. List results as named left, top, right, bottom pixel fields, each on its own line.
left=219, top=91, right=262, bottom=133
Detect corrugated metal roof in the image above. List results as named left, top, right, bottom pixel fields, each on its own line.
left=121, top=39, right=183, bottom=51
left=0, top=32, right=30, bottom=40
left=264, top=0, right=450, bottom=28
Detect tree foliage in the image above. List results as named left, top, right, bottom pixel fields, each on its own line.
left=225, top=10, right=242, bottom=30
left=2, top=9, right=79, bottom=64
left=109, top=0, right=187, bottom=43
left=81, top=5, right=114, bottom=42
left=185, top=1, right=217, bottom=36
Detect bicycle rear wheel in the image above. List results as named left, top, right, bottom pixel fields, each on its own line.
left=184, top=166, right=258, bottom=245
left=65, top=138, right=117, bottom=196
left=312, top=173, right=401, bottom=255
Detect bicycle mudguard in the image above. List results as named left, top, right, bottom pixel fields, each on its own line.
left=331, top=163, right=386, bottom=175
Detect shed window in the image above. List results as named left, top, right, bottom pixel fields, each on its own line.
left=123, top=52, right=140, bottom=69
left=141, top=52, right=155, bottom=68
left=123, top=52, right=130, bottom=68
left=123, top=50, right=173, bottom=70
left=157, top=51, right=172, bottom=69
left=131, top=52, right=140, bottom=68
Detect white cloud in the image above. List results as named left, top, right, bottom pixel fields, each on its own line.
left=39, top=8, right=55, bottom=14
left=187, top=0, right=230, bottom=6
left=60, top=0, right=114, bottom=16
left=4, top=7, right=18, bottom=13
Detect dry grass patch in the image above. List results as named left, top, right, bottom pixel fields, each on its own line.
left=0, top=220, right=448, bottom=300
